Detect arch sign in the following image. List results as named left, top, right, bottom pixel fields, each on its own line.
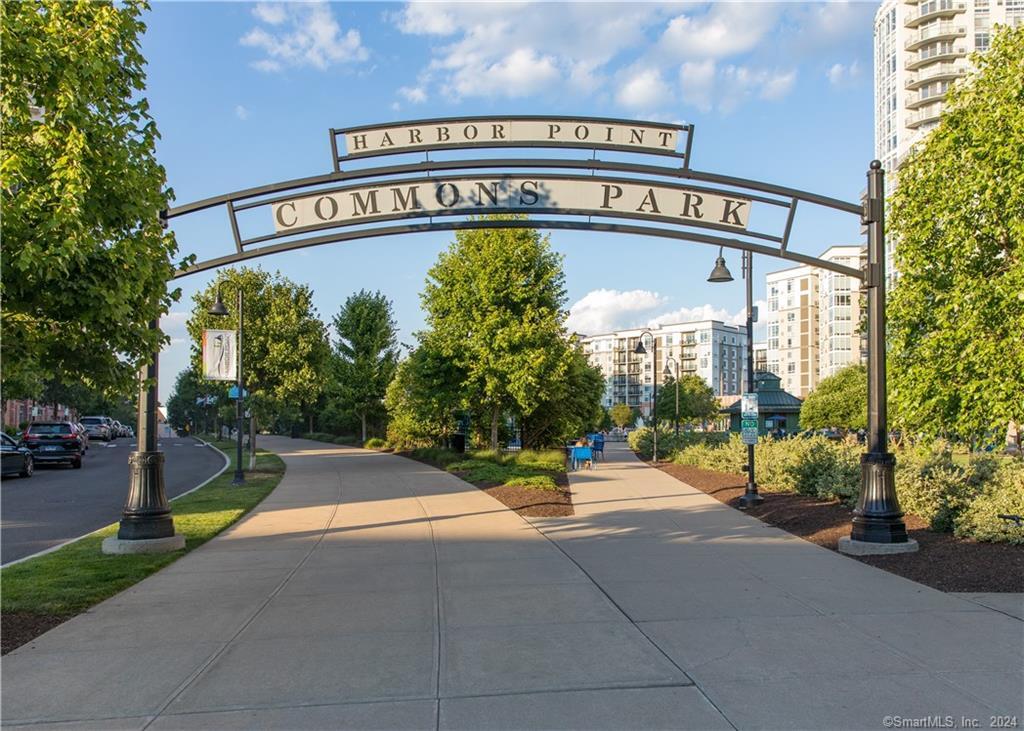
left=172, top=115, right=864, bottom=280
left=138, top=115, right=910, bottom=555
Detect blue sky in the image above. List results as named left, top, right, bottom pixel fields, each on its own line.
left=144, top=1, right=878, bottom=401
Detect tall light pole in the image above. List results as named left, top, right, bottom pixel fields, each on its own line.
left=708, top=247, right=763, bottom=508
left=209, top=287, right=245, bottom=485
left=663, top=356, right=680, bottom=436
left=634, top=331, right=658, bottom=462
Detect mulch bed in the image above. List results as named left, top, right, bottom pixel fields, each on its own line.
left=656, top=462, right=1024, bottom=593
left=470, top=470, right=573, bottom=518
left=400, top=453, right=574, bottom=517
left=2, top=613, right=71, bottom=656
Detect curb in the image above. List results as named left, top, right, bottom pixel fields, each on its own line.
left=0, top=438, right=230, bottom=569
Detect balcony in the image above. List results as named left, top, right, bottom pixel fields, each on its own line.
left=905, top=62, right=962, bottom=89
left=905, top=46, right=966, bottom=70
left=905, top=1, right=965, bottom=28
left=905, top=24, right=966, bottom=51
left=906, top=103, right=946, bottom=128
left=906, top=88, right=948, bottom=110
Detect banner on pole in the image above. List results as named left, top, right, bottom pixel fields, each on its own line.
left=202, top=329, right=237, bottom=381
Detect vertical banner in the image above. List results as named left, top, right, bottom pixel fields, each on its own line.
left=202, top=329, right=237, bottom=381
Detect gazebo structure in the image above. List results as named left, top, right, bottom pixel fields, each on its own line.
left=723, top=371, right=802, bottom=436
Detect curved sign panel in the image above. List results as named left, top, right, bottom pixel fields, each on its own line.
left=271, top=175, right=750, bottom=235
left=335, top=116, right=688, bottom=161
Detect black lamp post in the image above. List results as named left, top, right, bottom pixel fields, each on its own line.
left=209, top=287, right=245, bottom=485
left=634, top=331, right=658, bottom=462
left=708, top=247, right=763, bottom=508
left=663, top=356, right=680, bottom=436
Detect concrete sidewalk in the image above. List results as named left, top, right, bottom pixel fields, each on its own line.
left=2, top=438, right=1020, bottom=730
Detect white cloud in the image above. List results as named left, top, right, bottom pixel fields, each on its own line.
left=659, top=4, right=780, bottom=60
left=826, top=60, right=861, bottom=86
left=566, top=289, right=668, bottom=336
left=234, top=104, right=249, bottom=121
left=679, top=60, right=716, bottom=113
left=252, top=2, right=287, bottom=26
left=617, top=68, right=671, bottom=110
left=447, top=48, right=561, bottom=99
left=241, top=2, right=369, bottom=72
left=391, top=2, right=666, bottom=100
left=398, top=85, right=427, bottom=104
left=718, top=66, right=798, bottom=113
left=567, top=290, right=769, bottom=340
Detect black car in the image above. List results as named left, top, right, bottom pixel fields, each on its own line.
left=1, top=433, right=33, bottom=478
left=21, top=421, right=83, bottom=468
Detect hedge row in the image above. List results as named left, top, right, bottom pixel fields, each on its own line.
left=301, top=432, right=360, bottom=446
left=628, top=427, right=1024, bottom=544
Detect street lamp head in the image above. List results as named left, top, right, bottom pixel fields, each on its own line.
left=707, top=247, right=734, bottom=283
left=663, top=364, right=673, bottom=378
left=209, top=289, right=229, bottom=317
left=633, top=339, right=647, bottom=356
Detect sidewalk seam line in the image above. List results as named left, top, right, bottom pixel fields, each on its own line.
left=139, top=446, right=346, bottom=730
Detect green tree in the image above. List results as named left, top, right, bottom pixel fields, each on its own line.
left=165, top=368, right=224, bottom=435
left=520, top=344, right=605, bottom=448
left=610, top=403, right=634, bottom=429
left=385, top=342, right=466, bottom=448
left=800, top=365, right=867, bottom=432
left=656, top=375, right=719, bottom=427
left=1, top=1, right=182, bottom=398
left=186, top=268, right=330, bottom=434
left=888, top=25, right=1024, bottom=441
left=327, top=290, right=400, bottom=442
left=422, top=218, right=571, bottom=450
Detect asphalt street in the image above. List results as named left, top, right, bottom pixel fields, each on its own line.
left=0, top=437, right=226, bottom=564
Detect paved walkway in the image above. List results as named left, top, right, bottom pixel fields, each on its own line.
left=2, top=438, right=1021, bottom=730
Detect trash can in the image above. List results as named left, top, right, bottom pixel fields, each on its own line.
left=450, top=433, right=466, bottom=454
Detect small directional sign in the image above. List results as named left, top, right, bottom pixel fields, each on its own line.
left=741, top=418, right=759, bottom=445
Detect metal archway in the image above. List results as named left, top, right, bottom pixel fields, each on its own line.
left=116, top=116, right=910, bottom=554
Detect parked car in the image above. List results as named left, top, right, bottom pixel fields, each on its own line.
left=21, top=421, right=84, bottom=468
left=81, top=416, right=112, bottom=442
left=1, top=433, right=34, bottom=478
left=112, top=420, right=126, bottom=438
left=74, top=422, right=90, bottom=451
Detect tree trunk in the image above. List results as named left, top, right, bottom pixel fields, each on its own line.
left=490, top=407, right=500, bottom=451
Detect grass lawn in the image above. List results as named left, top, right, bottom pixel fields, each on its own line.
left=1, top=442, right=284, bottom=649
left=409, top=447, right=566, bottom=490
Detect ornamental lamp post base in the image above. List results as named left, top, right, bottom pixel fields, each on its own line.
left=839, top=452, right=918, bottom=556
left=738, top=491, right=764, bottom=509
left=102, top=451, right=185, bottom=555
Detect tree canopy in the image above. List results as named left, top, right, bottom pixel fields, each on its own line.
left=326, top=290, right=399, bottom=442
left=887, top=25, right=1024, bottom=441
left=800, top=365, right=867, bottom=432
left=656, top=374, right=719, bottom=426
left=186, top=268, right=329, bottom=428
left=610, top=403, right=634, bottom=429
left=1, top=1, right=181, bottom=399
left=421, top=218, right=574, bottom=449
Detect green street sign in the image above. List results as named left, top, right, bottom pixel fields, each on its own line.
left=741, top=419, right=758, bottom=429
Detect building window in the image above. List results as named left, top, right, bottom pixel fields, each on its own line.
left=787, top=363, right=796, bottom=374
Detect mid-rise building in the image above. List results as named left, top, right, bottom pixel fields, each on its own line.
left=581, top=320, right=747, bottom=416
left=765, top=246, right=867, bottom=398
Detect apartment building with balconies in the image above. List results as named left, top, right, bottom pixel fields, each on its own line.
left=581, top=320, right=747, bottom=417
left=875, top=0, right=1022, bottom=174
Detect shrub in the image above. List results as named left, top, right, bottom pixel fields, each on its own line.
left=364, top=437, right=387, bottom=449
left=509, top=449, right=565, bottom=472
left=955, top=463, right=1024, bottom=544
left=628, top=427, right=728, bottom=461
left=446, top=459, right=509, bottom=483
left=301, top=432, right=336, bottom=443
left=409, top=446, right=463, bottom=467
left=333, top=435, right=358, bottom=445
left=503, top=474, right=559, bottom=491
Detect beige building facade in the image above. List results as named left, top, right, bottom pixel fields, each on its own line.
left=765, top=246, right=867, bottom=398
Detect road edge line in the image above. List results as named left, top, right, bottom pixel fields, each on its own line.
left=0, top=437, right=230, bottom=569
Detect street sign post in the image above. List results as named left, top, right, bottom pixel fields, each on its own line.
left=741, top=393, right=759, bottom=445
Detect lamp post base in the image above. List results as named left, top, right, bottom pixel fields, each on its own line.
left=839, top=536, right=919, bottom=556
left=102, top=534, right=185, bottom=555
left=115, top=451, right=176, bottom=540
left=738, top=491, right=764, bottom=509
left=850, top=452, right=910, bottom=544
